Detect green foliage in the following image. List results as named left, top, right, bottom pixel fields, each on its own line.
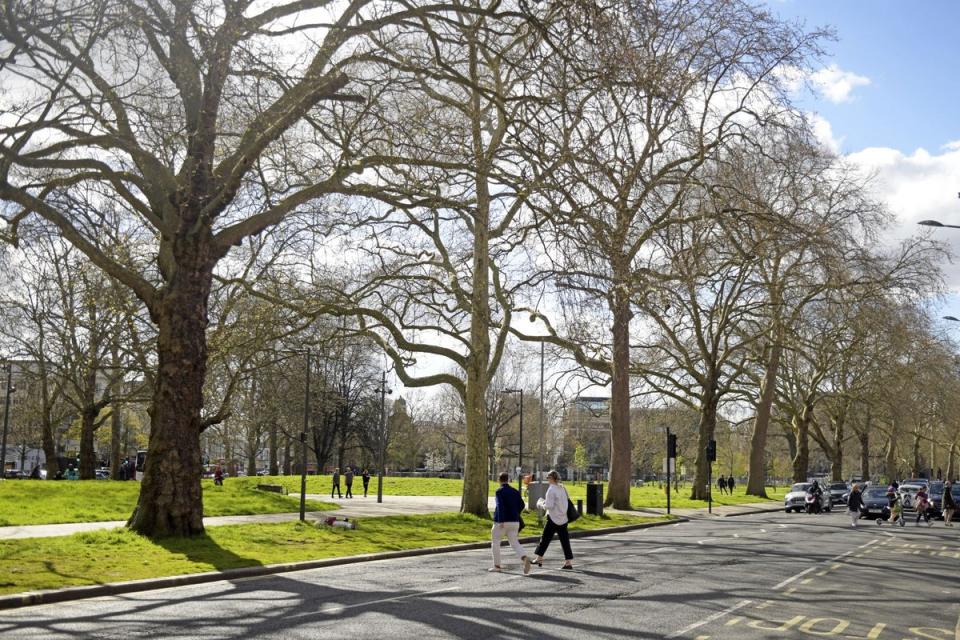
left=0, top=512, right=667, bottom=595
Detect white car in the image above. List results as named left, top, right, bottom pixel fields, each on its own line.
left=784, top=482, right=833, bottom=513
left=898, top=484, right=925, bottom=510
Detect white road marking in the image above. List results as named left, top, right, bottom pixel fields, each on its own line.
left=666, top=600, right=752, bottom=638
left=773, top=566, right=816, bottom=590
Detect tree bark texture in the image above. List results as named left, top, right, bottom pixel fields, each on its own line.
left=747, top=340, right=782, bottom=498
left=791, top=405, right=811, bottom=483
left=858, top=428, right=869, bottom=480
left=128, top=243, right=213, bottom=537
left=605, top=287, right=633, bottom=509
left=79, top=407, right=98, bottom=479
left=691, top=380, right=719, bottom=500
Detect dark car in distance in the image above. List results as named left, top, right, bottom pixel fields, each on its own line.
left=828, top=482, right=850, bottom=505
left=859, top=486, right=892, bottom=520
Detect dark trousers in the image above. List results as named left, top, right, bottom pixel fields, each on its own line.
left=535, top=516, right=573, bottom=560
left=916, top=509, right=929, bottom=524
left=345, top=483, right=353, bottom=498
left=363, top=481, right=370, bottom=497
left=332, top=482, right=341, bottom=498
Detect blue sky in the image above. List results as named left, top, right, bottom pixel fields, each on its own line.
left=767, top=0, right=960, bottom=154
left=764, top=1, right=960, bottom=325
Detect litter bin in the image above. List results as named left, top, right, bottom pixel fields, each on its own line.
left=586, top=482, right=604, bottom=516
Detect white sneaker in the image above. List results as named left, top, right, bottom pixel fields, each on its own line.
left=523, top=557, right=532, bottom=575
left=488, top=566, right=501, bottom=573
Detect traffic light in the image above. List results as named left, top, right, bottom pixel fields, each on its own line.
left=667, top=433, right=677, bottom=458
left=706, top=439, right=717, bottom=463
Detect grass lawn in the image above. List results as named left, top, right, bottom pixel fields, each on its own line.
left=0, top=480, right=337, bottom=527
left=0, top=511, right=668, bottom=595
left=245, top=474, right=786, bottom=509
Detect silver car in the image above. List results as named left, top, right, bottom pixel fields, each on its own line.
left=784, top=482, right=833, bottom=513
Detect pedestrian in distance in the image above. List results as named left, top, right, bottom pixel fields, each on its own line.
left=344, top=467, right=354, bottom=499
left=331, top=468, right=342, bottom=499
left=717, top=475, right=727, bottom=496
left=943, top=480, right=955, bottom=526
left=490, top=472, right=533, bottom=574
left=915, top=485, right=932, bottom=527
left=727, top=475, right=736, bottom=494
left=847, top=483, right=864, bottom=528
left=878, top=482, right=904, bottom=527
left=362, top=469, right=371, bottom=498
left=213, top=463, right=224, bottom=486
left=532, top=470, right=574, bottom=570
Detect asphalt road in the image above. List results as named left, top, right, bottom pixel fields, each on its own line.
left=1, top=510, right=958, bottom=639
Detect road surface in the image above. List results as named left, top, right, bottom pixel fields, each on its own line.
left=1, top=510, right=957, bottom=639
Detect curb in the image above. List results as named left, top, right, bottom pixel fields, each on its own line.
left=0, top=516, right=685, bottom=610
left=721, top=506, right=785, bottom=518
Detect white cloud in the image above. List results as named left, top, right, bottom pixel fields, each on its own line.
left=808, top=113, right=843, bottom=154
left=942, top=140, right=960, bottom=151
left=810, top=64, right=871, bottom=104
left=846, top=143, right=960, bottom=288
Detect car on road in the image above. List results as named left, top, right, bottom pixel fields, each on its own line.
left=828, top=482, right=850, bottom=505
left=898, top=484, right=925, bottom=510
left=859, top=485, right=892, bottom=520
left=784, top=482, right=833, bottom=513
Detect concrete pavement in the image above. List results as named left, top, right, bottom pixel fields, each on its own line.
left=3, top=510, right=956, bottom=638
left=0, top=496, right=780, bottom=540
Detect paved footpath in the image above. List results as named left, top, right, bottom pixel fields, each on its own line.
left=4, top=510, right=956, bottom=639
left=0, top=497, right=779, bottom=540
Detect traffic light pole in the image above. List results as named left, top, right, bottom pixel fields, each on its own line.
left=665, top=428, right=671, bottom=515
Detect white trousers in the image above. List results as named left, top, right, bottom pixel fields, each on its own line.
left=848, top=510, right=859, bottom=526
left=491, top=522, right=526, bottom=566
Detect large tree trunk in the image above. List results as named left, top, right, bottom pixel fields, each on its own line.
left=110, top=404, right=123, bottom=480
left=885, top=432, right=897, bottom=482
left=791, top=407, right=811, bottom=483
left=858, top=428, right=869, bottom=480
left=912, top=427, right=922, bottom=476
left=830, top=414, right=844, bottom=482
left=605, top=285, right=633, bottom=509
left=947, top=441, right=957, bottom=481
left=462, top=370, right=490, bottom=515
left=283, top=436, right=292, bottom=475
left=691, top=380, right=719, bottom=500
left=747, top=340, right=782, bottom=498
left=78, top=407, right=98, bottom=479
left=128, top=253, right=212, bottom=537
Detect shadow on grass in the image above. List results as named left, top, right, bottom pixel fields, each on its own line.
left=151, top=533, right=263, bottom=573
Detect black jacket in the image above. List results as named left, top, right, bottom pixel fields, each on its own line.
left=944, top=489, right=956, bottom=509
left=493, top=484, right=525, bottom=523
left=847, top=490, right=863, bottom=511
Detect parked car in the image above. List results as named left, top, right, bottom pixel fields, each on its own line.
left=828, top=482, right=850, bottom=505
left=95, top=468, right=110, bottom=480
left=784, top=482, right=832, bottom=513
left=898, top=483, right=925, bottom=510
left=859, top=485, right=893, bottom=520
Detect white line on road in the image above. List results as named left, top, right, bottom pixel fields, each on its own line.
left=773, top=567, right=816, bottom=590
left=666, top=600, right=752, bottom=639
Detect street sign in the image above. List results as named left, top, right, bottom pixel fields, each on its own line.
left=662, top=458, right=676, bottom=473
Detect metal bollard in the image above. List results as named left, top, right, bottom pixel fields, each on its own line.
left=576, top=499, right=584, bottom=516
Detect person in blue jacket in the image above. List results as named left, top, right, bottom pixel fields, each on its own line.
left=490, top=472, right=532, bottom=574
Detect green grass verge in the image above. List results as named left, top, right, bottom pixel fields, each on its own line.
left=0, top=480, right=338, bottom=526
left=242, top=475, right=786, bottom=509
left=0, top=511, right=669, bottom=595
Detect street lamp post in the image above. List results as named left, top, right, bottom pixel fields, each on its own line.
left=503, top=388, right=524, bottom=490
left=376, top=371, right=392, bottom=504
left=300, top=349, right=310, bottom=522
left=1, top=363, right=15, bottom=480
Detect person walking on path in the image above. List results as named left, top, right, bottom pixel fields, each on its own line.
left=943, top=481, right=955, bottom=526
left=717, top=475, right=727, bottom=496
left=727, top=475, right=736, bottom=494
left=362, top=469, right=371, bottom=498
left=532, top=470, right=574, bottom=570
left=344, top=468, right=354, bottom=499
left=847, top=483, right=864, bottom=528
left=490, top=472, right=533, bottom=574
left=915, top=485, right=932, bottom=526
left=331, top=468, right=342, bottom=499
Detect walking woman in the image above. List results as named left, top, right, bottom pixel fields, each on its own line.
left=943, top=481, right=955, bottom=526
left=915, top=485, right=932, bottom=527
left=532, top=470, right=574, bottom=570
left=847, top=484, right=864, bottom=528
